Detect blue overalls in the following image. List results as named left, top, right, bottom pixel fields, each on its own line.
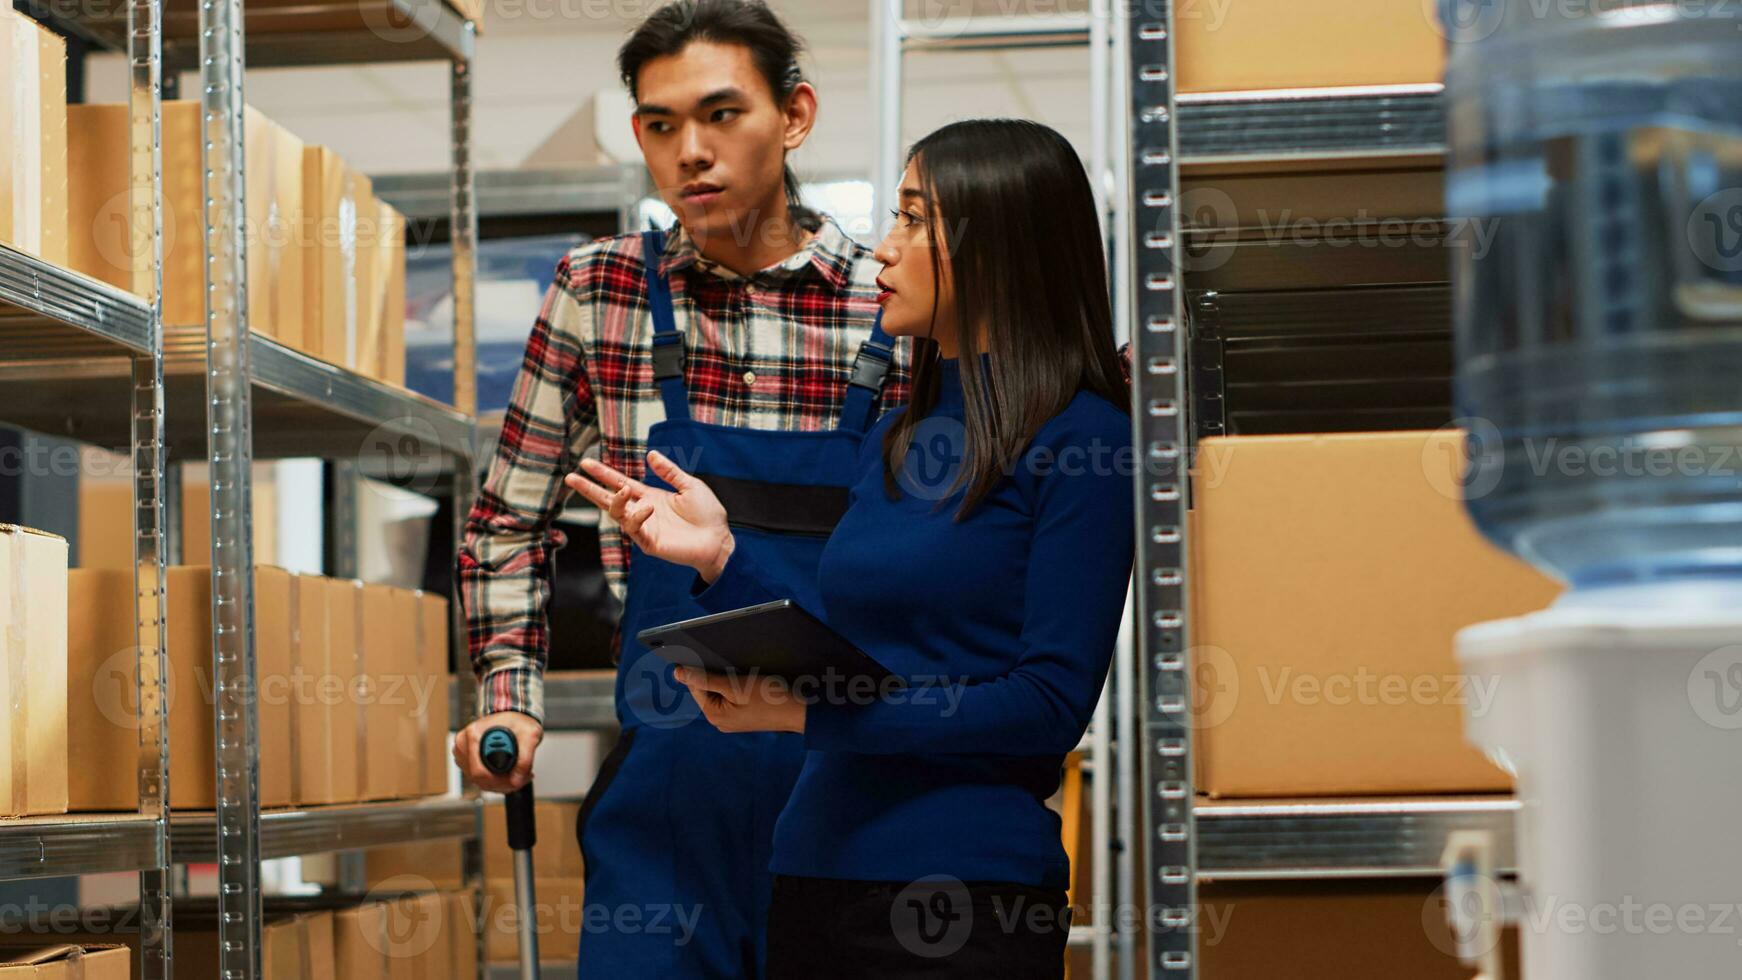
left=575, top=229, right=895, bottom=979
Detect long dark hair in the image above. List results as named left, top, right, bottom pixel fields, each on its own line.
left=617, top=0, right=808, bottom=210
left=882, top=119, right=1131, bottom=519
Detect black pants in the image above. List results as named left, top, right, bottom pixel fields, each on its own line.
left=765, top=873, right=1072, bottom=980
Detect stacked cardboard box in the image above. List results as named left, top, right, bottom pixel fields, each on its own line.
left=357, top=800, right=580, bottom=893
left=301, top=146, right=408, bottom=385
left=1196, top=880, right=1521, bottom=979
left=65, top=106, right=409, bottom=388
left=0, top=6, right=67, bottom=265
left=334, top=892, right=473, bottom=980
left=0, top=525, right=68, bottom=818
left=1176, top=0, right=1447, bottom=93
left=65, top=567, right=450, bottom=811
left=1188, top=431, right=1563, bottom=798
left=0, top=945, right=129, bottom=980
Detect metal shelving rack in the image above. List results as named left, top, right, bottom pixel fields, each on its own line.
left=180, top=0, right=485, bottom=976
left=0, top=0, right=172, bottom=972
left=11, top=1, right=485, bottom=977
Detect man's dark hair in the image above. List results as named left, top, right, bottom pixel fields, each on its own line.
left=618, top=0, right=809, bottom=210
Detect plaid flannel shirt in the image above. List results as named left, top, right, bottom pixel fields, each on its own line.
left=458, top=215, right=914, bottom=722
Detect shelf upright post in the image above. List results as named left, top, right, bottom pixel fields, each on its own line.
left=451, top=31, right=479, bottom=421
left=870, top=0, right=903, bottom=224
left=1124, top=4, right=1195, bottom=978
left=127, top=0, right=172, bottom=973
left=449, top=28, right=486, bottom=980
left=198, top=0, right=262, bottom=972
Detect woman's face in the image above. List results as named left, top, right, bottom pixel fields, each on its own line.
left=872, top=162, right=959, bottom=353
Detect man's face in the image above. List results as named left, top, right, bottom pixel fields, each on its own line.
left=632, top=41, right=808, bottom=245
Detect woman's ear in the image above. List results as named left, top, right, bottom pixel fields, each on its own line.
left=783, top=82, right=818, bottom=152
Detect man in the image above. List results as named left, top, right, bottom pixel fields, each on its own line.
left=452, top=2, right=910, bottom=977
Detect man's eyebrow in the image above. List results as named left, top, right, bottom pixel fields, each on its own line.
left=698, top=87, right=747, bottom=107
left=634, top=87, right=746, bottom=117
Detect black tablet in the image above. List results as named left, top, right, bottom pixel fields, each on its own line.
left=636, top=599, right=900, bottom=686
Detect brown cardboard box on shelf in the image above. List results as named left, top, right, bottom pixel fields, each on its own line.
left=302, top=147, right=373, bottom=371
left=268, top=124, right=307, bottom=353
left=169, top=911, right=334, bottom=980
left=0, top=945, right=129, bottom=980
left=352, top=199, right=401, bottom=383
left=0, top=525, right=68, bottom=818
left=69, top=565, right=292, bottom=810
left=240, top=0, right=481, bottom=36
left=484, top=876, right=583, bottom=964
left=444, top=891, right=477, bottom=980
left=324, top=578, right=366, bottom=805
left=360, top=583, right=405, bottom=801
left=1198, top=879, right=1520, bottom=979
left=333, top=895, right=447, bottom=980
left=364, top=838, right=465, bottom=890
left=68, top=102, right=287, bottom=331
left=484, top=800, right=582, bottom=880
left=0, top=10, right=68, bottom=265
left=66, top=568, right=141, bottom=811
left=291, top=573, right=356, bottom=806
left=361, top=199, right=407, bottom=386
left=1190, top=431, right=1562, bottom=798
left=409, top=591, right=450, bottom=796
left=1176, top=0, right=1446, bottom=93
left=381, top=204, right=407, bottom=387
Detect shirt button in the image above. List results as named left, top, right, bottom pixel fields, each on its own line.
left=743, top=370, right=758, bottom=386
left=744, top=284, right=758, bottom=297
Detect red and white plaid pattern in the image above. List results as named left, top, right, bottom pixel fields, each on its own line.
left=458, top=216, right=913, bottom=721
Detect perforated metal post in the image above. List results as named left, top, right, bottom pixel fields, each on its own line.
left=128, top=0, right=171, bottom=973
left=449, top=32, right=485, bottom=979
left=451, top=38, right=479, bottom=420
left=1125, top=5, right=1196, bottom=978
left=199, top=0, right=263, bottom=972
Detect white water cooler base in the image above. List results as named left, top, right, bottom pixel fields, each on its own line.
left=1458, top=585, right=1742, bottom=979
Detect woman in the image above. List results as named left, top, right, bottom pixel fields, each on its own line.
left=566, top=118, right=1135, bottom=978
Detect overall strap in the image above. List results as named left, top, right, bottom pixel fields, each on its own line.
left=641, top=229, right=692, bottom=422
left=837, top=310, right=896, bottom=434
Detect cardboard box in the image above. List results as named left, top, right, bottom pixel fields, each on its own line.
left=360, top=583, right=403, bottom=801
left=352, top=198, right=406, bottom=383
left=1190, top=431, right=1562, bottom=798
left=270, top=125, right=308, bottom=354
left=484, top=876, right=583, bottom=964
left=71, top=565, right=292, bottom=810
left=68, top=101, right=289, bottom=330
left=381, top=205, right=407, bottom=387
left=325, top=579, right=365, bottom=805
left=0, top=525, right=68, bottom=817
left=445, top=891, right=478, bottom=980
left=291, top=573, right=348, bottom=806
left=0, top=10, right=67, bottom=265
left=335, top=896, right=446, bottom=980
left=66, top=568, right=141, bottom=811
left=1198, top=880, right=1520, bottom=980
left=302, top=147, right=373, bottom=370
left=236, top=0, right=480, bottom=36
left=0, top=945, right=129, bottom=980
left=1176, top=0, right=1446, bottom=93
left=414, top=591, right=450, bottom=796
left=365, top=838, right=466, bottom=891
left=484, top=801, right=581, bottom=881
left=171, top=912, right=333, bottom=980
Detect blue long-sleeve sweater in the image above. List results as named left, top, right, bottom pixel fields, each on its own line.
left=690, top=353, right=1136, bottom=889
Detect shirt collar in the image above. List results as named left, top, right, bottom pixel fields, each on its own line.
left=656, top=212, right=858, bottom=293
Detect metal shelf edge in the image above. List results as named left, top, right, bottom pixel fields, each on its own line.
left=169, top=798, right=480, bottom=862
